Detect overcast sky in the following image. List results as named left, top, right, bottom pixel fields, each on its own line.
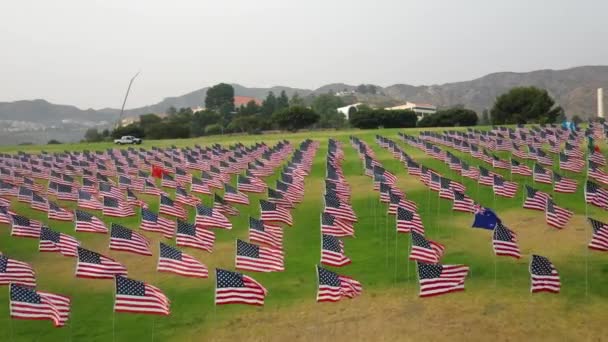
left=1, top=0, right=607, bottom=109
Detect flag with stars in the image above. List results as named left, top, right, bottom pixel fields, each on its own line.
left=0, top=254, right=36, bottom=287
left=157, top=242, right=208, bottom=278
left=588, top=218, right=608, bottom=251
left=215, top=268, right=267, bottom=306
left=321, top=234, right=351, bottom=267
left=235, top=239, right=284, bottom=272
left=11, top=215, right=42, bottom=238
left=39, top=226, right=79, bottom=257
left=316, top=265, right=362, bottom=303
left=409, top=231, right=444, bottom=264
left=396, top=207, right=424, bottom=234
left=249, top=217, right=283, bottom=248
left=417, top=262, right=469, bottom=298
left=492, top=223, right=521, bottom=259
left=109, top=223, right=152, bottom=256
left=75, top=247, right=127, bottom=279
left=141, top=208, right=174, bottom=238
left=75, top=209, right=108, bottom=234
left=10, top=284, right=70, bottom=327
left=529, top=255, right=560, bottom=293
left=321, top=212, right=355, bottom=237
left=176, top=220, right=215, bottom=252
left=114, top=275, right=170, bottom=315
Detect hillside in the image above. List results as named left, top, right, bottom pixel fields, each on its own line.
left=1, top=65, right=607, bottom=144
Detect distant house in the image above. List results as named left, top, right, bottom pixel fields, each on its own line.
left=337, top=103, right=364, bottom=120
left=234, top=96, right=263, bottom=108
left=386, top=102, right=436, bottom=120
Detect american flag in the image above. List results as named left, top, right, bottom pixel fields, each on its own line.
left=373, top=165, right=397, bottom=185
left=478, top=167, right=494, bottom=186
left=98, top=182, right=123, bottom=199
left=176, top=220, right=214, bottom=252
left=492, top=223, right=521, bottom=259
left=0, top=254, right=36, bottom=287
left=260, top=200, right=293, bottom=226
left=224, top=183, right=249, bottom=205
left=17, top=186, right=32, bottom=203
left=461, top=162, right=479, bottom=180
left=114, top=275, right=170, bottom=315
left=492, top=155, right=509, bottom=169
left=215, top=268, right=267, bottom=306
left=39, top=227, right=79, bottom=257
left=510, top=159, right=532, bottom=176
left=268, top=187, right=293, bottom=208
left=157, top=242, right=208, bottom=278
left=10, top=284, right=70, bottom=327
left=320, top=234, right=351, bottom=267
left=237, top=175, right=265, bottom=193
left=439, top=177, right=455, bottom=199
left=589, top=151, right=606, bottom=166
left=109, top=223, right=152, bottom=256
left=174, top=186, right=200, bottom=207
left=452, top=190, right=475, bottom=213
left=235, top=239, right=284, bottom=272
left=142, top=179, right=163, bottom=196
left=535, top=149, right=552, bottom=166
left=126, top=188, right=147, bottom=209
left=102, top=196, right=135, bottom=218
left=75, top=209, right=108, bottom=233
left=31, top=192, right=49, bottom=212
left=141, top=208, right=174, bottom=238
left=11, top=215, right=42, bottom=238
left=523, top=185, right=550, bottom=211
left=159, top=194, right=186, bottom=219
left=75, top=247, right=127, bottom=279
left=585, top=180, right=608, bottom=209
left=564, top=142, right=583, bottom=158
left=190, top=176, right=211, bottom=195
left=213, top=193, right=239, bottom=216
left=77, top=190, right=102, bottom=210
left=406, top=159, right=421, bottom=175
left=174, top=167, right=192, bottom=184
left=429, top=172, right=442, bottom=191
left=529, top=255, right=560, bottom=293
left=417, top=262, right=469, bottom=298
left=0, top=206, right=11, bottom=224
left=316, top=266, right=362, bottom=302
left=409, top=231, right=444, bottom=264
left=559, top=153, right=584, bottom=173
left=56, top=183, right=77, bottom=201
left=493, top=175, right=518, bottom=198
left=249, top=217, right=283, bottom=248
left=553, top=172, right=577, bottom=193
left=587, top=218, right=608, bottom=251
left=545, top=198, right=572, bottom=229
left=161, top=173, right=177, bottom=188
left=588, top=160, right=608, bottom=185
left=195, top=204, right=232, bottom=229
left=533, top=164, right=552, bottom=184
left=396, top=207, right=424, bottom=234
left=321, top=212, right=355, bottom=237
left=48, top=201, right=74, bottom=221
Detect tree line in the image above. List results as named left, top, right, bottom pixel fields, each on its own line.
left=83, top=84, right=573, bottom=142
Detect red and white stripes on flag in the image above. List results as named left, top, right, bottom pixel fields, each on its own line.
left=114, top=275, right=170, bottom=315
left=316, top=266, right=362, bottom=302
left=492, top=224, right=521, bottom=259
left=10, top=284, right=70, bottom=327
left=529, top=255, right=560, bottom=293
left=157, top=242, right=208, bottom=278
left=0, top=254, right=36, bottom=287
left=417, top=263, right=469, bottom=298
left=215, top=269, right=267, bottom=306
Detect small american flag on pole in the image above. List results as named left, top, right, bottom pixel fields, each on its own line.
left=545, top=198, right=572, bottom=229
left=249, top=217, right=283, bottom=248
left=75, top=247, right=127, bottom=279
left=10, top=284, right=70, bottom=327
left=588, top=218, right=608, bottom=251
left=320, top=234, right=351, bottom=267
left=235, top=239, right=284, bottom=272
left=11, top=215, right=42, bottom=238
left=157, top=242, right=208, bottom=278
left=215, top=268, right=267, bottom=306
left=417, top=262, right=469, bottom=298
left=141, top=208, right=174, bottom=238
left=39, top=227, right=79, bottom=257
left=176, top=220, right=215, bottom=252
left=529, top=255, right=560, bottom=293
left=409, top=231, right=444, bottom=264
left=396, top=207, right=424, bottom=234
left=316, top=265, right=362, bottom=302
left=0, top=254, right=36, bottom=287
left=75, top=210, right=108, bottom=234
left=114, top=275, right=170, bottom=315
left=492, top=223, right=521, bottom=259
left=109, top=223, right=152, bottom=256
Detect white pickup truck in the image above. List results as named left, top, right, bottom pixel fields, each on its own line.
left=114, top=136, right=142, bottom=145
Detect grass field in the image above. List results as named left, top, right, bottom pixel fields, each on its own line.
left=1, top=127, right=607, bottom=341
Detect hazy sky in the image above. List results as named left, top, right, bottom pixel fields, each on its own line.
left=2, top=0, right=607, bottom=109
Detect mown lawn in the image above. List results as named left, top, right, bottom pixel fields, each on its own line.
left=0, top=127, right=607, bottom=341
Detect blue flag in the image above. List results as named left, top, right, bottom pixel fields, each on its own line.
left=472, top=207, right=501, bottom=230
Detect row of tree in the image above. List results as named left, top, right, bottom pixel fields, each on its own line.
left=83, top=84, right=573, bottom=142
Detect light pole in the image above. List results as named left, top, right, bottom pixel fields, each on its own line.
left=116, top=71, right=140, bottom=128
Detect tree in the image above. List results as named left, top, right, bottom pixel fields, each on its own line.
left=191, top=110, right=221, bottom=137
left=101, top=129, right=110, bottom=138
left=289, top=92, right=305, bottom=107
left=84, top=128, right=102, bottom=142
left=166, top=106, right=177, bottom=116
left=272, top=106, right=320, bottom=131
left=490, top=87, right=563, bottom=124
left=276, top=91, right=289, bottom=111
left=261, top=92, right=277, bottom=116
left=417, top=107, right=478, bottom=127
left=205, top=83, right=235, bottom=114
left=349, top=108, right=417, bottom=129
left=312, top=93, right=346, bottom=129
left=238, top=100, right=261, bottom=116
left=571, top=114, right=583, bottom=125
left=47, top=139, right=61, bottom=145
left=111, top=124, right=144, bottom=139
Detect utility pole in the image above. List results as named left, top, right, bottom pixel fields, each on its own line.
left=116, top=71, right=140, bottom=128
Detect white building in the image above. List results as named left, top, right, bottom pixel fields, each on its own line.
left=337, top=103, right=364, bottom=120
left=386, top=102, right=436, bottom=120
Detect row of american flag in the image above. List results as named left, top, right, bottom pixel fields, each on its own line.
left=0, top=139, right=332, bottom=326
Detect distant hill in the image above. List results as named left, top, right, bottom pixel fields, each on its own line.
left=1, top=65, right=607, bottom=144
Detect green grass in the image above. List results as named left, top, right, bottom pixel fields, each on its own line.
left=0, top=127, right=607, bottom=341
